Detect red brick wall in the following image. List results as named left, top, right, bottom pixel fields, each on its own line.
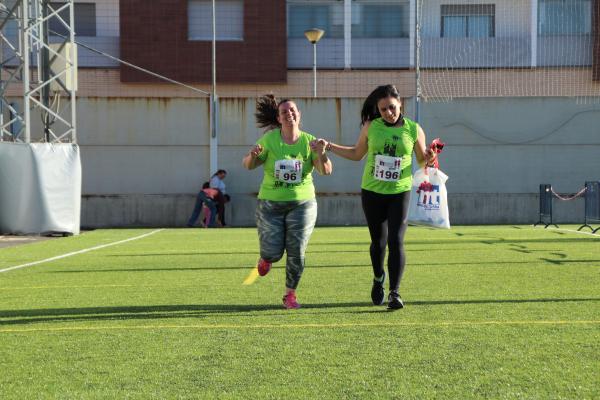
left=594, top=0, right=600, bottom=80
left=119, top=0, right=287, bottom=83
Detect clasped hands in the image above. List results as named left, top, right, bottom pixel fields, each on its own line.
left=247, top=139, right=328, bottom=158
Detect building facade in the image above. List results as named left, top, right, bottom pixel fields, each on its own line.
left=3, top=0, right=600, bottom=226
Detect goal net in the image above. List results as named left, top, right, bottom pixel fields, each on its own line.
left=416, top=0, right=600, bottom=102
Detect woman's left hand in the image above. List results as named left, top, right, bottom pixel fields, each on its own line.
left=425, top=148, right=437, bottom=167
left=310, top=139, right=329, bottom=155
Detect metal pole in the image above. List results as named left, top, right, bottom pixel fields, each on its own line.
left=0, top=4, right=4, bottom=141
left=312, top=42, right=317, bottom=98
left=209, top=0, right=218, bottom=174
left=41, top=0, right=50, bottom=142
left=0, top=97, right=3, bottom=142
left=414, top=0, right=421, bottom=123
left=22, top=0, right=30, bottom=143
left=0, top=73, right=3, bottom=142
left=211, top=0, right=216, bottom=123
left=344, top=0, right=351, bottom=70
left=70, top=0, right=77, bottom=143
left=530, top=0, right=538, bottom=68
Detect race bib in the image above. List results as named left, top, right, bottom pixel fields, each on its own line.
left=373, top=155, right=402, bottom=182
left=274, top=159, right=303, bottom=184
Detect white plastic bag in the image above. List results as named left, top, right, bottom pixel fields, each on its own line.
left=407, top=167, right=450, bottom=229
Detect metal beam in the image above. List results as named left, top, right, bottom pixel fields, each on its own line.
left=0, top=0, right=77, bottom=143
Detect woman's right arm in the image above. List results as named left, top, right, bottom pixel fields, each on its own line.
left=242, top=144, right=265, bottom=170
left=327, top=121, right=370, bottom=161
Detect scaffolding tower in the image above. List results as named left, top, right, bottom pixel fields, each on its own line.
left=0, top=0, right=80, bottom=236
left=1, top=0, right=77, bottom=143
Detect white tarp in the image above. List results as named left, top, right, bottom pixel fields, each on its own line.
left=0, top=143, right=81, bottom=235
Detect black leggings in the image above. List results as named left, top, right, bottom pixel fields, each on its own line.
left=361, top=189, right=410, bottom=292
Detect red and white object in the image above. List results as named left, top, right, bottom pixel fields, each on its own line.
left=407, top=138, right=450, bottom=229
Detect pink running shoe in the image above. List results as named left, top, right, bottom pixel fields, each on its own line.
left=257, top=258, right=272, bottom=276
left=282, top=292, right=301, bottom=309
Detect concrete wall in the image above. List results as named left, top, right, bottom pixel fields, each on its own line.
left=74, top=96, right=600, bottom=227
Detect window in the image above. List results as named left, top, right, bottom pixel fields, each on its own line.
left=49, top=2, right=96, bottom=37
left=538, top=0, right=592, bottom=35
left=188, top=0, right=243, bottom=41
left=288, top=2, right=343, bottom=38
left=441, top=4, right=495, bottom=38
left=352, top=2, right=409, bottom=38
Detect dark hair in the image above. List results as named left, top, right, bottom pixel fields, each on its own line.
left=202, top=181, right=210, bottom=189
left=255, top=94, right=294, bottom=129
left=360, top=84, right=402, bottom=125
left=213, top=169, right=227, bottom=177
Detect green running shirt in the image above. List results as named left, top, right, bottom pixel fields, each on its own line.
left=256, top=128, right=317, bottom=201
left=361, top=117, right=419, bottom=195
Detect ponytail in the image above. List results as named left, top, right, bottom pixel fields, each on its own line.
left=255, top=94, right=280, bottom=129
left=255, top=94, right=295, bottom=130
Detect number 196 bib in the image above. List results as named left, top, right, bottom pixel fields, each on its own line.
left=274, top=159, right=303, bottom=184
left=373, top=154, right=402, bottom=182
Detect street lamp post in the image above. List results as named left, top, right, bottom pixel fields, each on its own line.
left=304, top=28, right=325, bottom=98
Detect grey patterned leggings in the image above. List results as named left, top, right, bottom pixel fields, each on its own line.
left=255, top=199, right=318, bottom=290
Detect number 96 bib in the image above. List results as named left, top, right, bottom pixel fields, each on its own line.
left=274, top=159, right=303, bottom=184
left=373, top=154, right=402, bottom=182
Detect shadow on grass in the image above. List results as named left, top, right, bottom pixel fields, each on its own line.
left=0, top=302, right=374, bottom=326
left=342, top=297, right=600, bottom=315
left=47, top=257, right=583, bottom=274
left=510, top=249, right=568, bottom=258
left=104, top=249, right=369, bottom=257
left=408, top=298, right=600, bottom=306
left=305, top=242, right=372, bottom=246
left=104, top=246, right=489, bottom=259
left=1, top=297, right=599, bottom=326
left=540, top=258, right=600, bottom=265
left=46, top=264, right=370, bottom=273
left=449, top=237, right=597, bottom=245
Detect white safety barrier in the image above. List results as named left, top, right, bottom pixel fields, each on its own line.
left=0, top=143, right=81, bottom=235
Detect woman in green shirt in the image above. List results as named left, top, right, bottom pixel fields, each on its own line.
left=242, top=94, right=332, bottom=309
left=322, top=85, right=435, bottom=310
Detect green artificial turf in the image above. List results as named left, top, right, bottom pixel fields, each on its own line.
left=0, top=226, right=598, bottom=399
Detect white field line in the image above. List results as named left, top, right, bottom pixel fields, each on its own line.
left=0, top=319, right=599, bottom=334
left=0, top=229, right=164, bottom=274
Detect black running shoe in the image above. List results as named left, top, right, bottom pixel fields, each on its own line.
left=371, top=273, right=385, bottom=305
left=387, top=291, right=404, bottom=310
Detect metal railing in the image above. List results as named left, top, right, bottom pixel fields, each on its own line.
left=578, top=181, right=600, bottom=233
left=534, top=184, right=558, bottom=228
